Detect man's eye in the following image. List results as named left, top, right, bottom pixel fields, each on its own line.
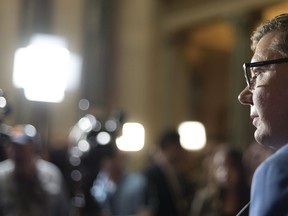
left=252, top=71, right=261, bottom=78
left=251, top=67, right=265, bottom=78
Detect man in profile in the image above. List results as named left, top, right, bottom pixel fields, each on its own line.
left=238, top=13, right=288, bottom=215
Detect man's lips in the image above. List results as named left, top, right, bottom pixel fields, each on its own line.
left=251, top=115, right=259, bottom=127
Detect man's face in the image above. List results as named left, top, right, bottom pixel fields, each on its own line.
left=11, top=142, right=36, bottom=177
left=239, top=31, right=288, bottom=150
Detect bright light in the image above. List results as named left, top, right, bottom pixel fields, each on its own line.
left=13, top=34, right=81, bottom=103
left=116, top=122, right=145, bottom=151
left=96, top=132, right=111, bottom=145
left=23, top=124, right=37, bottom=137
left=78, top=139, right=90, bottom=152
left=0, top=97, right=7, bottom=108
left=78, top=115, right=96, bottom=132
left=178, top=121, right=206, bottom=150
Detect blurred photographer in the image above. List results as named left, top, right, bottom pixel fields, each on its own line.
left=0, top=124, right=70, bottom=216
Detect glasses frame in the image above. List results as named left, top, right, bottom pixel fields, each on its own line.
left=243, top=57, right=288, bottom=90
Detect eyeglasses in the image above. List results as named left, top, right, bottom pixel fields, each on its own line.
left=243, top=57, right=288, bottom=90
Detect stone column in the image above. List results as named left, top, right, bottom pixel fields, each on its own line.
left=114, top=0, right=159, bottom=150
left=81, top=0, right=112, bottom=106
left=157, top=34, right=192, bottom=128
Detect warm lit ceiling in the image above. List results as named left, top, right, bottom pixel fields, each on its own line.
left=183, top=1, right=288, bottom=63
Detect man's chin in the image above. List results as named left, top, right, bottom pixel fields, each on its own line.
left=254, top=130, right=267, bottom=146
left=254, top=131, right=277, bottom=150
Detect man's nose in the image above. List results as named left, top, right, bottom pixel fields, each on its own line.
left=238, top=86, right=253, bottom=105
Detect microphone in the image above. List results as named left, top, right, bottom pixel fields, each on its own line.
left=236, top=201, right=250, bottom=216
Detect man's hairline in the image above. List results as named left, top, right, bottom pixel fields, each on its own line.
left=251, top=30, right=288, bottom=58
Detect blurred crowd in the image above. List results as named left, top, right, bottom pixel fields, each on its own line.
left=0, top=125, right=274, bottom=216
left=0, top=93, right=274, bottom=216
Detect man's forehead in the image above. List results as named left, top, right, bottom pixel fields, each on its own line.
left=252, top=33, right=283, bottom=62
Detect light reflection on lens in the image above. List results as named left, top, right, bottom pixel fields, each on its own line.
left=71, top=170, right=82, bottom=181
left=72, top=193, right=85, bottom=208
left=78, top=99, right=90, bottom=111
left=96, top=132, right=111, bottom=145
left=0, top=97, right=7, bottom=108
left=78, top=139, right=90, bottom=152
left=24, top=124, right=37, bottom=137
left=105, top=120, right=117, bottom=132
left=70, top=146, right=83, bottom=157
left=69, top=155, right=81, bottom=166
left=78, top=118, right=92, bottom=132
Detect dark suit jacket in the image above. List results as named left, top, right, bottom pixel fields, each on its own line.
left=250, top=144, right=288, bottom=216
left=143, top=163, right=194, bottom=216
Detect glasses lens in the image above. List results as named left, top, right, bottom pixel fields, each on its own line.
left=243, top=57, right=288, bottom=90
left=243, top=64, right=251, bottom=88
left=248, top=67, right=253, bottom=87
left=245, top=64, right=259, bottom=90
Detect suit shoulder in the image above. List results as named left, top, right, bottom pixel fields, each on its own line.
left=256, top=145, right=288, bottom=176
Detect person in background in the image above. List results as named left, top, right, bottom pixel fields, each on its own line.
left=238, top=13, right=288, bottom=215
left=143, top=130, right=195, bottom=216
left=90, top=143, right=152, bottom=216
left=0, top=124, right=70, bottom=216
left=190, top=146, right=250, bottom=216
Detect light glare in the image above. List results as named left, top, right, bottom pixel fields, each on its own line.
left=78, top=139, right=90, bottom=152
left=0, top=97, right=7, bottom=108
left=13, top=45, right=69, bottom=102
left=116, top=122, right=145, bottom=151
left=178, top=121, right=206, bottom=150
left=24, top=124, right=37, bottom=137
left=96, top=132, right=111, bottom=145
left=78, top=115, right=96, bottom=132
left=13, top=34, right=81, bottom=103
